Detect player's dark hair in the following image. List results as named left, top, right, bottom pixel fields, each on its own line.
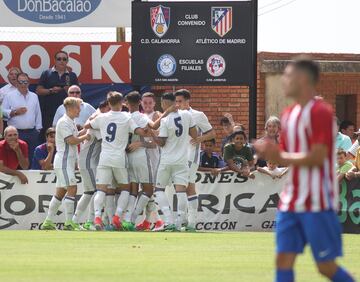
left=126, top=91, right=141, bottom=105
left=339, top=120, right=355, bottom=132
left=174, top=89, right=191, bottom=100
left=98, top=100, right=108, bottom=109
left=337, top=148, right=347, bottom=157
left=289, top=57, right=320, bottom=85
left=54, top=50, right=68, bottom=60
left=230, top=130, right=247, bottom=140
left=107, top=91, right=123, bottom=106
left=162, top=92, right=175, bottom=101
left=204, top=138, right=216, bottom=145
left=142, top=92, right=156, bottom=100
left=220, top=117, right=230, bottom=126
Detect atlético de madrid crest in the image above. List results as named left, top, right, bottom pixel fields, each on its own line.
left=211, top=7, right=233, bottom=37
left=150, top=5, right=170, bottom=38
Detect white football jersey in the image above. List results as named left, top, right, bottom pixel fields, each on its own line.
left=78, top=129, right=101, bottom=169
left=53, top=114, right=78, bottom=169
left=158, top=110, right=195, bottom=165
left=187, top=108, right=212, bottom=164
left=90, top=111, right=138, bottom=168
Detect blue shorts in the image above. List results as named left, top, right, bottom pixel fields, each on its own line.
left=276, top=210, right=343, bottom=262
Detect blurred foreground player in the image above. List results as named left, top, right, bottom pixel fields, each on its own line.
left=255, top=58, right=354, bottom=282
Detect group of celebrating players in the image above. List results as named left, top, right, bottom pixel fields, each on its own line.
left=41, top=89, right=215, bottom=232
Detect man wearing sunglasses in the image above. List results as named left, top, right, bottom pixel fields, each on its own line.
left=52, top=85, right=95, bottom=129
left=2, top=73, right=42, bottom=167
left=36, top=50, right=78, bottom=143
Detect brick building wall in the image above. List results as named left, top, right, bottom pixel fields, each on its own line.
left=152, top=52, right=360, bottom=151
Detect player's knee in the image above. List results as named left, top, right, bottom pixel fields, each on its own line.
left=317, top=262, right=337, bottom=278
left=276, top=253, right=296, bottom=269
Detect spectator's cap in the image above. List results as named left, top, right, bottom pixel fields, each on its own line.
left=45, top=127, right=56, bottom=136
left=354, top=128, right=360, bottom=135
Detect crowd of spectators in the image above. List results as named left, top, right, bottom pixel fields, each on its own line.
left=0, top=50, right=359, bottom=185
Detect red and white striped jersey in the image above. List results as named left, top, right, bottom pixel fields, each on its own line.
left=279, top=98, right=338, bottom=212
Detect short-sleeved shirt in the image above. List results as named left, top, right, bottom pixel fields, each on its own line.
left=337, top=161, right=354, bottom=174
left=159, top=110, right=195, bottom=165
left=336, top=132, right=352, bottom=151
left=90, top=111, right=138, bottom=168
left=129, top=111, right=151, bottom=158
left=223, top=143, right=254, bottom=168
left=37, top=67, right=78, bottom=125
left=0, top=139, right=28, bottom=170
left=53, top=114, right=78, bottom=169
left=200, top=151, right=225, bottom=168
left=31, top=143, right=56, bottom=170
left=187, top=108, right=213, bottom=164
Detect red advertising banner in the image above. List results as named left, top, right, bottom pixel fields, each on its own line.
left=0, top=42, right=131, bottom=84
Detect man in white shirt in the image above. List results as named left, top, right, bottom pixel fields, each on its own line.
left=0, top=67, right=21, bottom=105
left=175, top=89, right=216, bottom=231
left=152, top=92, right=198, bottom=231
left=84, top=91, right=147, bottom=231
left=2, top=73, right=42, bottom=167
left=52, top=85, right=96, bottom=128
left=41, top=97, right=90, bottom=231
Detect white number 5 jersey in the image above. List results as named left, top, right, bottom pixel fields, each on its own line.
left=158, top=110, right=195, bottom=165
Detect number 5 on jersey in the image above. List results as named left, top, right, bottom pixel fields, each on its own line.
left=174, top=117, right=183, bottom=137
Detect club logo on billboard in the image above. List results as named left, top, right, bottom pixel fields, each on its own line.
left=207, top=54, right=226, bottom=77
left=157, top=54, right=176, bottom=77
left=211, top=7, right=233, bottom=37
left=150, top=5, right=170, bottom=38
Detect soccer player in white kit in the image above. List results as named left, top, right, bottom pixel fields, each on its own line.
left=84, top=91, right=146, bottom=231
left=175, top=89, right=216, bottom=231
left=41, top=97, right=90, bottom=230
left=136, top=92, right=164, bottom=231
left=72, top=100, right=110, bottom=230
left=121, top=91, right=167, bottom=230
left=152, top=92, right=198, bottom=231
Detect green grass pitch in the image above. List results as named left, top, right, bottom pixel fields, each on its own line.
left=0, top=231, right=358, bottom=282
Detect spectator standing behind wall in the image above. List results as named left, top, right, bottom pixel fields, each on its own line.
left=198, top=139, right=227, bottom=176
left=36, top=51, right=78, bottom=142
left=335, top=117, right=352, bottom=151
left=52, top=85, right=96, bottom=129
left=256, top=116, right=281, bottom=168
left=0, top=67, right=21, bottom=105
left=223, top=131, right=254, bottom=178
left=339, top=120, right=356, bottom=143
left=0, top=126, right=29, bottom=184
left=2, top=73, right=42, bottom=166
left=31, top=127, right=56, bottom=170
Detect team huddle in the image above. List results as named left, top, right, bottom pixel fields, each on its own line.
left=41, top=89, right=215, bottom=232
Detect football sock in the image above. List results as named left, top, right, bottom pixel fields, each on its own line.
left=275, top=269, right=294, bottom=282
left=46, top=196, right=62, bottom=222
left=331, top=267, right=354, bottom=282
left=88, top=194, right=95, bottom=222
left=132, top=192, right=150, bottom=223
left=116, top=190, right=130, bottom=217
left=124, top=194, right=136, bottom=222
left=145, top=196, right=161, bottom=222
left=72, top=192, right=93, bottom=223
left=94, top=190, right=106, bottom=217
left=187, top=195, right=198, bottom=228
left=64, top=196, right=76, bottom=222
left=176, top=191, right=187, bottom=229
left=105, top=194, right=115, bottom=221
left=155, top=188, right=173, bottom=225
